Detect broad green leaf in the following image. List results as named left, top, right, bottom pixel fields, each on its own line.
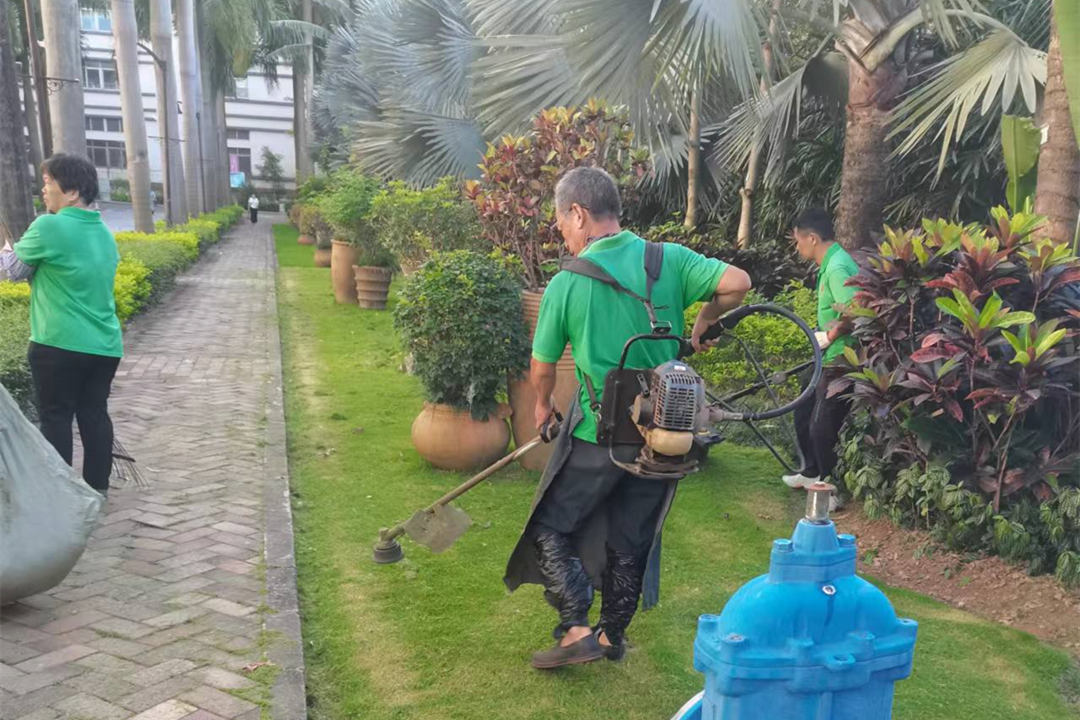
left=843, top=345, right=860, bottom=366
left=1034, top=328, right=1067, bottom=356
left=1001, top=114, right=1041, bottom=211
left=936, top=296, right=963, bottom=320
left=1001, top=329, right=1025, bottom=355
left=978, top=292, right=1004, bottom=329
left=1055, top=0, right=1080, bottom=143
left=998, top=310, right=1037, bottom=328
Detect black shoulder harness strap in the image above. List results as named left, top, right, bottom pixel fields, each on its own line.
left=559, top=242, right=666, bottom=329
left=558, top=242, right=667, bottom=416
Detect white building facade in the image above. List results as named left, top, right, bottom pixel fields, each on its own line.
left=65, top=10, right=297, bottom=200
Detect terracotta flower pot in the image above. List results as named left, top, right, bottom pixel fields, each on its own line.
left=411, top=403, right=511, bottom=471
left=313, top=248, right=331, bottom=267
left=354, top=265, right=393, bottom=310
left=331, top=241, right=359, bottom=304
left=298, top=234, right=316, bottom=246
left=507, top=289, right=580, bottom=471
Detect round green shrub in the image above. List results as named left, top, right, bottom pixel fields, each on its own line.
left=393, top=250, right=530, bottom=420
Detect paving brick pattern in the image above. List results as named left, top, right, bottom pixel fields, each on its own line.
left=0, top=216, right=304, bottom=720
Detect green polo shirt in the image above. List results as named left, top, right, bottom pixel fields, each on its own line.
left=817, top=243, right=858, bottom=362
left=533, top=231, right=728, bottom=443
left=14, top=207, right=123, bottom=358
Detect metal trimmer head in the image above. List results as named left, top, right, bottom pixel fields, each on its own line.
left=372, top=532, right=405, bottom=564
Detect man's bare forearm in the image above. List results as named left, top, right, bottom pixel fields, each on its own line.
left=531, top=358, right=557, bottom=425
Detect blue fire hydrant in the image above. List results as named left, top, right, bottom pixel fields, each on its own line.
left=672, top=483, right=917, bottom=720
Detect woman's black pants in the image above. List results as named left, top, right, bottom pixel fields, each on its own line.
left=28, top=342, right=121, bottom=492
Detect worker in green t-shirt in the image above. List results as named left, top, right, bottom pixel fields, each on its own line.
left=783, top=208, right=858, bottom=494
left=503, top=167, right=751, bottom=669
left=0, top=154, right=122, bottom=496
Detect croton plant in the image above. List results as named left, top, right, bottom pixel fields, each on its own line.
left=465, top=100, right=651, bottom=291
left=832, top=208, right=1080, bottom=583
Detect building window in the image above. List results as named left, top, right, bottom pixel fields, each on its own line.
left=80, top=11, right=111, bottom=32
left=85, top=116, right=123, bottom=133
left=83, top=59, right=118, bottom=90
left=226, top=129, right=250, bottom=140
left=228, top=146, right=252, bottom=176
left=228, top=77, right=249, bottom=99
left=87, top=140, right=126, bottom=169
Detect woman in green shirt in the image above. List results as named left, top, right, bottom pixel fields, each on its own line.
left=0, top=154, right=122, bottom=495
left=784, top=208, right=858, bottom=493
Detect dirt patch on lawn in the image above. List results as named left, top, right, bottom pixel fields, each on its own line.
left=832, top=506, right=1080, bottom=655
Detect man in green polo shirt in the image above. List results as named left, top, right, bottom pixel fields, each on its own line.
left=503, top=167, right=751, bottom=669
left=783, top=208, right=858, bottom=492
left=0, top=153, right=122, bottom=496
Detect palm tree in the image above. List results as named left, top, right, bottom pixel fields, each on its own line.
left=472, top=0, right=1057, bottom=247
left=1033, top=7, right=1079, bottom=245
left=0, top=1, right=34, bottom=240
left=177, top=0, right=204, bottom=215
left=293, top=0, right=314, bottom=182
left=149, top=0, right=187, bottom=222
left=110, top=0, right=153, bottom=232
left=39, top=0, right=85, bottom=155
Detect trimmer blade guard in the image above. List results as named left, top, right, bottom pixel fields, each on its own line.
left=403, top=504, right=472, bottom=554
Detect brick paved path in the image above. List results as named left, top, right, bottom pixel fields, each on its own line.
left=0, top=216, right=304, bottom=720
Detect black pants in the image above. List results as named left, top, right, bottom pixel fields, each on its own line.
left=250, top=208, right=258, bottom=223
left=793, top=368, right=852, bottom=480
left=28, top=342, right=121, bottom=492
left=531, top=439, right=667, bottom=644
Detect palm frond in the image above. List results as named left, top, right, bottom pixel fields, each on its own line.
left=890, top=29, right=1047, bottom=180
left=709, top=50, right=847, bottom=184
left=352, top=106, right=485, bottom=184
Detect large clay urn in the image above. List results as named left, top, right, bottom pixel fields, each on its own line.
left=331, top=241, right=359, bottom=304
left=508, top=289, right=580, bottom=471
left=297, top=234, right=315, bottom=246
left=313, top=248, right=331, bottom=267
left=411, top=403, right=511, bottom=471
left=354, top=266, right=393, bottom=309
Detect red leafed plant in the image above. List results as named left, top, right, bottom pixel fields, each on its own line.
left=832, top=207, right=1080, bottom=584
left=464, top=100, right=651, bottom=290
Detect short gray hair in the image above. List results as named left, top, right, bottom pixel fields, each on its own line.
left=554, top=167, right=621, bottom=219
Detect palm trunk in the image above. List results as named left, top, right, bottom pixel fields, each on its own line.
left=196, top=1, right=219, bottom=211
left=294, top=0, right=314, bottom=183
left=836, top=59, right=902, bottom=249
left=177, top=0, right=204, bottom=216
left=21, top=60, right=44, bottom=181
left=736, top=0, right=781, bottom=249
left=39, top=0, right=86, bottom=155
left=111, top=0, right=153, bottom=233
left=23, top=0, right=51, bottom=158
left=216, top=89, right=230, bottom=205
left=1034, top=17, right=1080, bottom=246
left=684, top=87, right=701, bottom=228
left=0, top=6, right=34, bottom=242
left=150, top=0, right=187, bottom=222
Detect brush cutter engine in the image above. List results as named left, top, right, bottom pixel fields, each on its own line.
left=625, top=361, right=709, bottom=475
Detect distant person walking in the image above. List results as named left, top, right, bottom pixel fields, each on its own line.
left=248, top=194, right=260, bottom=223
left=0, top=154, right=123, bottom=496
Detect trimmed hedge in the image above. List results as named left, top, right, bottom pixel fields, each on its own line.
left=0, top=207, right=243, bottom=416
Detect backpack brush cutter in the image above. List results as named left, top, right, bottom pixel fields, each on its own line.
left=372, top=301, right=822, bottom=565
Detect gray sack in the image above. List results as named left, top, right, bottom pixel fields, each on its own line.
left=0, top=383, right=102, bottom=604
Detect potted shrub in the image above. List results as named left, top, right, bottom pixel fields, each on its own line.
left=394, top=250, right=531, bottom=470
left=319, top=168, right=382, bottom=303
left=369, top=177, right=484, bottom=274
left=296, top=203, right=318, bottom=246
left=464, top=100, right=651, bottom=468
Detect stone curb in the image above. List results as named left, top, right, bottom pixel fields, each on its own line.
left=260, top=220, right=308, bottom=719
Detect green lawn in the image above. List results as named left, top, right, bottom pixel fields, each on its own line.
left=274, top=226, right=1078, bottom=720
left=274, top=223, right=317, bottom=268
